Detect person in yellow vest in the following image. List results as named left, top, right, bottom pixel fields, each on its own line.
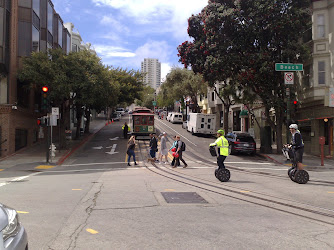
left=122, top=122, right=131, bottom=139
left=210, top=129, right=229, bottom=169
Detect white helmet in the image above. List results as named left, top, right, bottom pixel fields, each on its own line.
left=289, top=124, right=298, bottom=130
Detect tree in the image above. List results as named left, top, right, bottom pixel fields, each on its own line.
left=136, top=85, right=156, bottom=110
left=159, top=67, right=208, bottom=112
left=178, top=0, right=311, bottom=152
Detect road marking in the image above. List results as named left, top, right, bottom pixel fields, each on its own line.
left=225, top=162, right=271, bottom=165
left=105, top=144, right=118, bottom=155
left=0, top=183, right=7, bottom=187
left=11, top=176, right=30, bottom=182
left=328, top=192, right=334, bottom=194
left=156, top=119, right=197, bottom=146
left=17, top=211, right=29, bottom=214
left=0, top=169, right=4, bottom=171
left=165, top=189, right=175, bottom=191
left=240, top=190, right=250, bottom=193
left=86, top=228, right=99, bottom=234
left=35, top=165, right=55, bottom=169
left=62, top=162, right=130, bottom=167
left=92, top=146, right=103, bottom=150
left=72, top=189, right=82, bottom=191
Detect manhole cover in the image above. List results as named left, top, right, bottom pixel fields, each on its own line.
left=161, top=192, right=208, bottom=204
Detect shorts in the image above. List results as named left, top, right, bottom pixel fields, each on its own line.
left=295, top=148, right=304, bottom=163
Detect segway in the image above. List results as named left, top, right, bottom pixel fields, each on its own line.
left=285, top=146, right=309, bottom=184
left=210, top=146, right=230, bottom=182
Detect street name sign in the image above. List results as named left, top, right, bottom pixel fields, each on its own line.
left=284, top=72, right=294, bottom=85
left=152, top=101, right=157, bottom=106
left=275, top=63, right=303, bottom=71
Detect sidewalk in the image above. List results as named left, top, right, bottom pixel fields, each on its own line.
left=257, top=142, right=334, bottom=170
left=0, top=117, right=107, bottom=170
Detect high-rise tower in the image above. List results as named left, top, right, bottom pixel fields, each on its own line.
left=141, top=58, right=161, bottom=89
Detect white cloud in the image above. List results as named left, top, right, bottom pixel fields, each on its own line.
left=92, top=0, right=207, bottom=39
left=94, top=45, right=136, bottom=58
left=100, top=15, right=130, bottom=34
left=161, top=63, right=171, bottom=82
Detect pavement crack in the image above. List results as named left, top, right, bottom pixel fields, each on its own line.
left=67, top=183, right=103, bottom=250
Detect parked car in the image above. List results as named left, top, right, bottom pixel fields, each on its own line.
left=0, top=203, right=28, bottom=250
left=225, top=132, right=256, bottom=155
left=116, top=108, right=125, bottom=116
left=110, top=112, right=121, bottom=121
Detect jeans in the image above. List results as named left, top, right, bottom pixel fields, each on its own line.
left=150, top=148, right=157, bottom=158
left=127, top=149, right=136, bottom=163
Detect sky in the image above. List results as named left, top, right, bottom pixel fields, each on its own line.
left=52, top=0, right=209, bottom=82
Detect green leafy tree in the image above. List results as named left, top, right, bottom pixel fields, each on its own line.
left=160, top=67, right=208, bottom=112
left=178, top=0, right=311, bottom=151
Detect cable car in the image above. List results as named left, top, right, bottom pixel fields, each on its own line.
left=130, top=108, right=155, bottom=139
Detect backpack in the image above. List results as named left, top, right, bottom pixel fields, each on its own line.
left=180, top=141, right=186, bottom=151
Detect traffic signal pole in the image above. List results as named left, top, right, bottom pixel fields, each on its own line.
left=286, top=87, right=290, bottom=143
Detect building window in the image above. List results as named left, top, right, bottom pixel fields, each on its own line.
left=58, top=20, right=62, bottom=47
left=302, top=65, right=311, bottom=87
left=32, top=25, right=40, bottom=52
left=47, top=1, right=53, bottom=34
left=33, top=0, right=40, bottom=17
left=211, top=92, right=215, bottom=102
left=317, top=14, right=325, bottom=38
left=318, top=61, right=325, bottom=85
left=66, top=33, right=71, bottom=54
left=72, top=43, right=77, bottom=52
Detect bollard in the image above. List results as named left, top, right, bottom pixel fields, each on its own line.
left=319, top=136, right=325, bottom=166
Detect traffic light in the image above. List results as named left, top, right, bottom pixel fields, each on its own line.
left=292, top=100, right=298, bottom=113
left=41, top=86, right=49, bottom=111
left=37, top=116, right=48, bottom=127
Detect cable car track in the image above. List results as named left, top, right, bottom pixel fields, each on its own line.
left=154, top=121, right=334, bottom=186
left=137, top=140, right=334, bottom=226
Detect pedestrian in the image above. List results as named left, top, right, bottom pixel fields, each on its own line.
left=210, top=129, right=229, bottom=169
left=127, top=135, right=137, bottom=166
left=170, top=136, right=179, bottom=167
left=122, top=122, right=129, bottom=139
left=149, top=133, right=158, bottom=162
left=173, top=135, right=188, bottom=168
left=159, top=132, right=169, bottom=164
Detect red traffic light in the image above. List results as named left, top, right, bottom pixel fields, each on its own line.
left=37, top=119, right=41, bottom=125
left=293, top=100, right=297, bottom=105
left=42, top=86, right=48, bottom=92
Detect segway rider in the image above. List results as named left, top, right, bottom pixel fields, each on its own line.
left=210, top=129, right=229, bottom=169
left=288, top=124, right=304, bottom=170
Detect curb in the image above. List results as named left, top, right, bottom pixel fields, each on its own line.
left=56, top=124, right=107, bottom=165
left=259, top=153, right=283, bottom=165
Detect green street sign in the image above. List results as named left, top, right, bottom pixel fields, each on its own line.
left=275, top=63, right=303, bottom=71
left=152, top=101, right=157, bottom=106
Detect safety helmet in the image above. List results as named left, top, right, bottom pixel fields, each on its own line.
left=216, top=129, right=225, bottom=136
left=289, top=124, right=298, bottom=130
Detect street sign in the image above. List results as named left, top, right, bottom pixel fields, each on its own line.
left=284, top=72, right=294, bottom=84
left=275, top=63, right=303, bottom=71
left=52, top=107, right=59, bottom=116
left=152, top=101, right=157, bottom=106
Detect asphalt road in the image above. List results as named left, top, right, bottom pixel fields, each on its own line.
left=1, top=115, right=334, bottom=249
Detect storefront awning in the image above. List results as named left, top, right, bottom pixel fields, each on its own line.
left=239, top=110, right=249, bottom=118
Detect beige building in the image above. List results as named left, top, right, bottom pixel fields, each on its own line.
left=141, top=58, right=161, bottom=89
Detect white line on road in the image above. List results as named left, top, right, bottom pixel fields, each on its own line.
left=62, top=161, right=130, bottom=167
left=155, top=119, right=197, bottom=147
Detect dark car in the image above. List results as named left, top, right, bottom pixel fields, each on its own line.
left=225, top=132, right=256, bottom=155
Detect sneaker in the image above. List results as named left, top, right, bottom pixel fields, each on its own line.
left=155, top=160, right=159, bottom=163
left=172, top=165, right=177, bottom=168
left=135, top=162, right=138, bottom=165
left=127, top=163, right=131, bottom=166
left=183, top=164, right=188, bottom=168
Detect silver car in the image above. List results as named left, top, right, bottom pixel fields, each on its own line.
left=0, top=203, right=28, bottom=250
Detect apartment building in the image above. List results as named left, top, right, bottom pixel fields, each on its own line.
left=0, top=0, right=71, bottom=157
left=141, top=58, right=161, bottom=89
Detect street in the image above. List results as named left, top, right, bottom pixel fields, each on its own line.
left=1, top=115, right=334, bottom=249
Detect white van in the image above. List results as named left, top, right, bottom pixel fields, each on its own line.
left=170, top=113, right=183, bottom=124
left=187, top=113, right=216, bottom=135
left=166, top=112, right=174, bottom=122
left=116, top=108, right=125, bottom=116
